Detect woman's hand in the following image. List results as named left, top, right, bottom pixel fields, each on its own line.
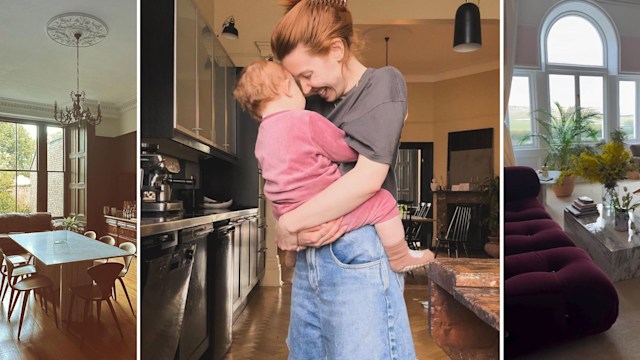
left=276, top=215, right=346, bottom=251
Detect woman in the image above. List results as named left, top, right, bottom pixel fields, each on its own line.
left=270, top=1, right=418, bottom=359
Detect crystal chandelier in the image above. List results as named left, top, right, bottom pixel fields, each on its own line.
left=54, top=32, right=102, bottom=126
left=48, top=13, right=108, bottom=127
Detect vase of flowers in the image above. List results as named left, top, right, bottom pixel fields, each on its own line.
left=610, top=187, right=640, bottom=231
left=572, top=134, right=637, bottom=207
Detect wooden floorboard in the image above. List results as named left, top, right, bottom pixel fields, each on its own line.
left=224, top=252, right=449, bottom=359
left=0, top=257, right=137, bottom=360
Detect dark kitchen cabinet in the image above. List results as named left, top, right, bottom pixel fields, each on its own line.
left=230, top=214, right=263, bottom=321
left=141, top=0, right=236, bottom=157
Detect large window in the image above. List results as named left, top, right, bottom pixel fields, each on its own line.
left=548, top=74, right=604, bottom=139
left=0, top=120, right=65, bottom=216
left=508, top=75, right=533, bottom=145
left=620, top=80, right=637, bottom=139
left=546, top=15, right=604, bottom=67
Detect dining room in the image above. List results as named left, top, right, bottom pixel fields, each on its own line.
left=0, top=0, right=137, bottom=358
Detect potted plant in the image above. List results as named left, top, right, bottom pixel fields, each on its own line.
left=481, top=175, right=500, bottom=258
left=61, top=216, right=84, bottom=232
left=519, top=102, right=600, bottom=197
left=610, top=187, right=640, bottom=232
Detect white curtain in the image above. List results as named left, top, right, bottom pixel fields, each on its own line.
left=503, top=0, right=519, bottom=167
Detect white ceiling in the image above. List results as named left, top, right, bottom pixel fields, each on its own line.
left=0, top=0, right=137, bottom=107
left=0, top=0, right=499, bottom=111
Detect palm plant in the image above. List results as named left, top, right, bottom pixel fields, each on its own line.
left=520, top=102, right=601, bottom=183
left=481, top=175, right=500, bottom=237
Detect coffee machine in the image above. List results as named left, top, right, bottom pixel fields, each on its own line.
left=141, top=143, right=195, bottom=213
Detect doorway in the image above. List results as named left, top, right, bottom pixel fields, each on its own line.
left=395, top=142, right=434, bottom=247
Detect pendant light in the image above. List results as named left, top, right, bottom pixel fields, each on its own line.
left=453, top=1, right=482, bottom=52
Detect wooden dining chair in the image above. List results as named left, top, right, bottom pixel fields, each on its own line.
left=113, top=242, right=136, bottom=316
left=433, top=205, right=472, bottom=258
left=3, top=253, right=57, bottom=340
left=98, top=235, right=116, bottom=246
left=94, top=236, right=117, bottom=265
left=83, top=231, right=97, bottom=240
left=0, top=247, right=34, bottom=302
left=405, top=202, right=432, bottom=250
left=67, top=262, right=124, bottom=342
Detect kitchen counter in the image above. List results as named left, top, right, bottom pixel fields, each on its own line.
left=140, top=207, right=258, bottom=237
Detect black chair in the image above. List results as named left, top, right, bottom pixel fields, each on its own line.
left=404, top=202, right=431, bottom=250
left=433, top=205, right=472, bottom=258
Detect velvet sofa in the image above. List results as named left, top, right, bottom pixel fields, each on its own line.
left=504, top=166, right=619, bottom=358
left=0, top=212, right=53, bottom=256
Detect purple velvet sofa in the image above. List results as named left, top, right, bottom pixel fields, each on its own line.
left=504, top=166, right=619, bottom=358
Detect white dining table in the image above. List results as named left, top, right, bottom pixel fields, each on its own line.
left=9, top=230, right=130, bottom=321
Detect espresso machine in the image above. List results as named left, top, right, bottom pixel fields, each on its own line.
left=141, top=143, right=196, bottom=213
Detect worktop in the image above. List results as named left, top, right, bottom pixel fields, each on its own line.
left=140, top=208, right=258, bottom=237
left=428, top=258, right=500, bottom=360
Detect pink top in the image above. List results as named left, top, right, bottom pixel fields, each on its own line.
left=255, top=109, right=398, bottom=229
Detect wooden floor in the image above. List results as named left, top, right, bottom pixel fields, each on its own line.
left=0, top=257, right=137, bottom=360
left=224, top=251, right=449, bottom=359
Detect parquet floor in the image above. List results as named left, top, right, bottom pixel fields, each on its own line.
left=0, top=257, right=137, bottom=360
left=224, top=251, right=449, bottom=360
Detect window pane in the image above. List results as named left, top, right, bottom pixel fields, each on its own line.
left=549, top=74, right=575, bottom=116
left=0, top=171, right=16, bottom=213
left=48, top=172, right=64, bottom=217
left=579, top=76, right=604, bottom=139
left=17, top=124, right=37, bottom=171
left=0, top=122, right=16, bottom=170
left=547, top=16, right=604, bottom=66
left=16, top=171, right=37, bottom=213
left=620, top=81, right=636, bottom=139
left=508, top=76, right=533, bottom=145
left=47, top=127, right=64, bottom=171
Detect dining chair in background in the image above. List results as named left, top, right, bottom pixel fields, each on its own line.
left=67, top=262, right=124, bottom=343
left=114, top=242, right=136, bottom=316
left=83, top=231, right=97, bottom=240
left=94, top=235, right=117, bottom=265
left=433, top=205, right=472, bottom=258
left=3, top=253, right=57, bottom=340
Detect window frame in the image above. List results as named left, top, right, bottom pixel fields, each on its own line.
left=508, top=71, right=537, bottom=148
left=0, top=118, right=66, bottom=216
left=544, top=13, right=607, bottom=69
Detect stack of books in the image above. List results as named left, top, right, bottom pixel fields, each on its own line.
left=565, top=196, right=599, bottom=217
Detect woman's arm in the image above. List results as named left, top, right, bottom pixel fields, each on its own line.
left=276, top=154, right=390, bottom=250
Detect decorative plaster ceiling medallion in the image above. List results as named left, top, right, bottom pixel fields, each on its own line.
left=46, top=12, right=108, bottom=47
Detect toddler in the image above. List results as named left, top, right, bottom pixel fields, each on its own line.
left=233, top=60, right=434, bottom=272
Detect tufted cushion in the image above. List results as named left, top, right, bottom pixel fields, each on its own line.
left=505, top=228, right=575, bottom=256
left=505, top=247, right=619, bottom=358
left=2, top=213, right=30, bottom=233
left=28, top=212, right=53, bottom=232
left=504, top=197, right=551, bottom=222
left=505, top=166, right=541, bottom=202
left=504, top=218, right=562, bottom=236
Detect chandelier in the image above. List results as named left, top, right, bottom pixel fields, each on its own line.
left=47, top=13, right=108, bottom=127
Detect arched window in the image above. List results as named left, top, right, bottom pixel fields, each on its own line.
left=546, top=15, right=604, bottom=67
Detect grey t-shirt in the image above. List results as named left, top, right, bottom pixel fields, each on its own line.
left=306, top=66, right=408, bottom=198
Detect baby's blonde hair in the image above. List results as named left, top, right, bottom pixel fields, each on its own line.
left=233, top=60, right=288, bottom=120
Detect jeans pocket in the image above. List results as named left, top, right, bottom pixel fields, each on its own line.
left=329, top=227, right=383, bottom=268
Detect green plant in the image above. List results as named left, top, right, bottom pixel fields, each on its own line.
left=610, top=186, right=640, bottom=212
left=481, top=175, right=500, bottom=237
left=61, top=216, right=83, bottom=231
left=519, top=102, right=600, bottom=183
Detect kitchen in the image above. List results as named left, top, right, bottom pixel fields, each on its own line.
left=139, top=0, right=500, bottom=359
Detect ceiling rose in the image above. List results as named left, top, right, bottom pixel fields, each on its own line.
left=46, top=12, right=108, bottom=47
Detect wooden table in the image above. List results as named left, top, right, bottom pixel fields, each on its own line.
left=9, top=231, right=130, bottom=321
left=428, top=258, right=500, bottom=360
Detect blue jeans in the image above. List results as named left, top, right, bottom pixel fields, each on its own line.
left=287, top=226, right=418, bottom=360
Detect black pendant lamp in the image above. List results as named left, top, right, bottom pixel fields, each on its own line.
left=453, top=1, right=482, bottom=52
left=221, top=16, right=239, bottom=39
